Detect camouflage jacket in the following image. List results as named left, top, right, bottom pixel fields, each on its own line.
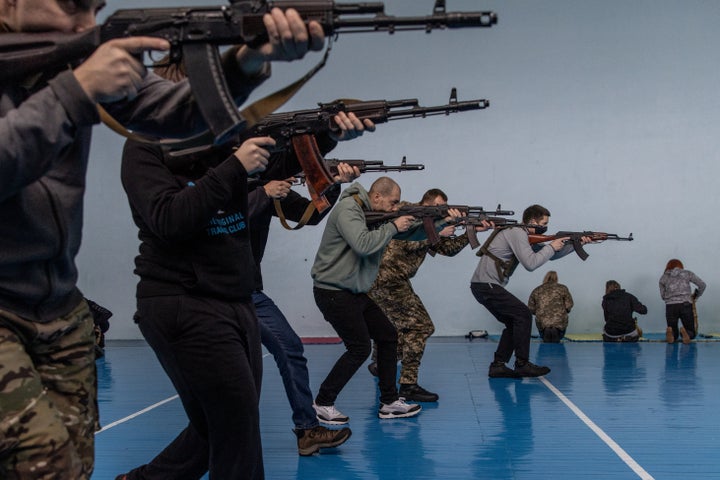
left=527, top=282, right=574, bottom=330
left=370, top=234, right=469, bottom=292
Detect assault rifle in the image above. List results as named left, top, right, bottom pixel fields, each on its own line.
left=293, top=157, right=424, bottom=185
left=242, top=88, right=488, bottom=211
left=453, top=216, right=518, bottom=249
left=0, top=0, right=497, bottom=143
left=365, top=205, right=514, bottom=246
left=528, top=231, right=634, bottom=261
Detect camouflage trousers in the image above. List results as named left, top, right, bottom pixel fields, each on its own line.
left=369, top=284, right=435, bottom=385
left=0, top=300, right=98, bottom=480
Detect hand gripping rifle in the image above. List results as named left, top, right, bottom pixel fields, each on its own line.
left=293, top=156, right=424, bottom=185
left=0, top=1, right=496, bottom=144
left=528, top=231, right=634, bottom=261
left=452, top=210, right=518, bottom=249
left=365, top=205, right=514, bottom=246
left=243, top=88, right=488, bottom=212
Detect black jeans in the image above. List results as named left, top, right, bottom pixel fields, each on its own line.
left=665, top=302, right=696, bottom=339
left=471, top=282, right=532, bottom=364
left=128, top=295, right=264, bottom=480
left=313, top=287, right=399, bottom=405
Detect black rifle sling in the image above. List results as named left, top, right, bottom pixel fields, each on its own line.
left=98, top=43, right=332, bottom=150
left=476, top=228, right=519, bottom=283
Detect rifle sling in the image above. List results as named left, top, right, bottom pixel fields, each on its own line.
left=476, top=227, right=520, bottom=283
left=273, top=199, right=316, bottom=231
left=98, top=42, right=333, bottom=150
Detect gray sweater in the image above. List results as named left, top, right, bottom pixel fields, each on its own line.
left=311, top=183, right=441, bottom=293
left=471, top=227, right=573, bottom=286
left=659, top=268, right=706, bottom=304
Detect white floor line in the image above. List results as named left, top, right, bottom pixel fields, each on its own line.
left=96, top=395, right=179, bottom=434
left=97, top=352, right=273, bottom=434
left=539, top=376, right=655, bottom=480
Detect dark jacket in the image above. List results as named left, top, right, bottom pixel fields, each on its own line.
left=0, top=53, right=266, bottom=322
left=602, top=289, right=647, bottom=336
left=122, top=141, right=257, bottom=301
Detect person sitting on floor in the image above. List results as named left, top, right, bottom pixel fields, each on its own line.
left=601, top=280, right=647, bottom=342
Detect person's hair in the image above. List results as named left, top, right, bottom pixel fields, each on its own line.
left=665, top=259, right=684, bottom=271
left=605, top=280, right=621, bottom=294
left=420, top=188, right=448, bottom=205
left=543, top=271, right=558, bottom=284
left=369, top=177, right=399, bottom=197
left=523, top=204, right=551, bottom=224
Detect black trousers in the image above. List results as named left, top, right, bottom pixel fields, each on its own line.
left=313, top=287, right=399, bottom=405
left=666, top=302, right=696, bottom=339
left=471, top=282, right=532, bottom=363
left=128, top=295, right=264, bottom=480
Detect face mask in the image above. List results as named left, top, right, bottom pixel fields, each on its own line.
left=529, top=224, right=547, bottom=234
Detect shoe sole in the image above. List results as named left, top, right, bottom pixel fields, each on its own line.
left=400, top=395, right=439, bottom=402
left=377, top=406, right=422, bottom=419
left=680, top=328, right=691, bottom=344
left=298, top=430, right=352, bottom=456
left=315, top=416, right=349, bottom=426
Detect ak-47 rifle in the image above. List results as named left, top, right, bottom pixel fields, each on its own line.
left=528, top=231, right=634, bottom=261
left=454, top=215, right=518, bottom=249
left=0, top=1, right=497, bottom=144
left=365, top=205, right=514, bottom=246
left=237, top=88, right=488, bottom=211
left=293, top=156, right=424, bottom=185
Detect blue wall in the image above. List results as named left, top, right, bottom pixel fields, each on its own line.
left=79, top=0, right=720, bottom=339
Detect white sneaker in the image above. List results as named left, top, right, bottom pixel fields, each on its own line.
left=378, top=398, right=422, bottom=419
left=313, top=403, right=349, bottom=425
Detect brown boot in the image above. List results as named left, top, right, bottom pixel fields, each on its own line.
left=680, top=327, right=691, bottom=344
left=666, top=327, right=675, bottom=343
left=295, top=425, right=351, bottom=456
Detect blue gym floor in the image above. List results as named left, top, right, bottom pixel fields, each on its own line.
left=93, top=338, right=719, bottom=479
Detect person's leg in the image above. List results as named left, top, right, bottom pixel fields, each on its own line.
left=0, top=300, right=96, bottom=480
left=254, top=291, right=316, bottom=430
left=678, top=302, right=695, bottom=342
left=394, top=290, right=434, bottom=387
left=135, top=296, right=264, bottom=480
left=364, top=296, right=400, bottom=405
left=665, top=304, right=679, bottom=343
left=313, top=288, right=372, bottom=407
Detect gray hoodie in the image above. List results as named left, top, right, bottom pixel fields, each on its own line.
left=311, top=182, right=440, bottom=293
left=659, top=268, right=706, bottom=304
left=471, top=227, right=574, bottom=286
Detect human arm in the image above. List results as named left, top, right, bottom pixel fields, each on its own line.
left=631, top=295, right=648, bottom=316
left=689, top=271, right=706, bottom=299
left=121, top=137, right=271, bottom=240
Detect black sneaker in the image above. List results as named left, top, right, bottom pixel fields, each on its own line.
left=514, top=361, right=550, bottom=377
left=399, top=383, right=439, bottom=402
left=367, top=362, right=378, bottom=377
left=294, top=425, right=352, bottom=456
left=488, top=361, right=520, bottom=378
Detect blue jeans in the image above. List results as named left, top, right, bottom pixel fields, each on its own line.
left=253, top=291, right=317, bottom=430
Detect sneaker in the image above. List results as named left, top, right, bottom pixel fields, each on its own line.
left=295, top=425, right=352, bottom=456
left=367, top=362, right=378, bottom=377
left=313, top=403, right=349, bottom=425
left=514, top=361, right=550, bottom=377
left=680, top=327, right=691, bottom=345
left=378, top=398, right=422, bottom=419
left=398, top=383, right=439, bottom=402
left=666, top=326, right=675, bottom=343
left=488, top=361, right=520, bottom=378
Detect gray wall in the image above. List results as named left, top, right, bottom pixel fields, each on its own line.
left=78, top=0, right=720, bottom=339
